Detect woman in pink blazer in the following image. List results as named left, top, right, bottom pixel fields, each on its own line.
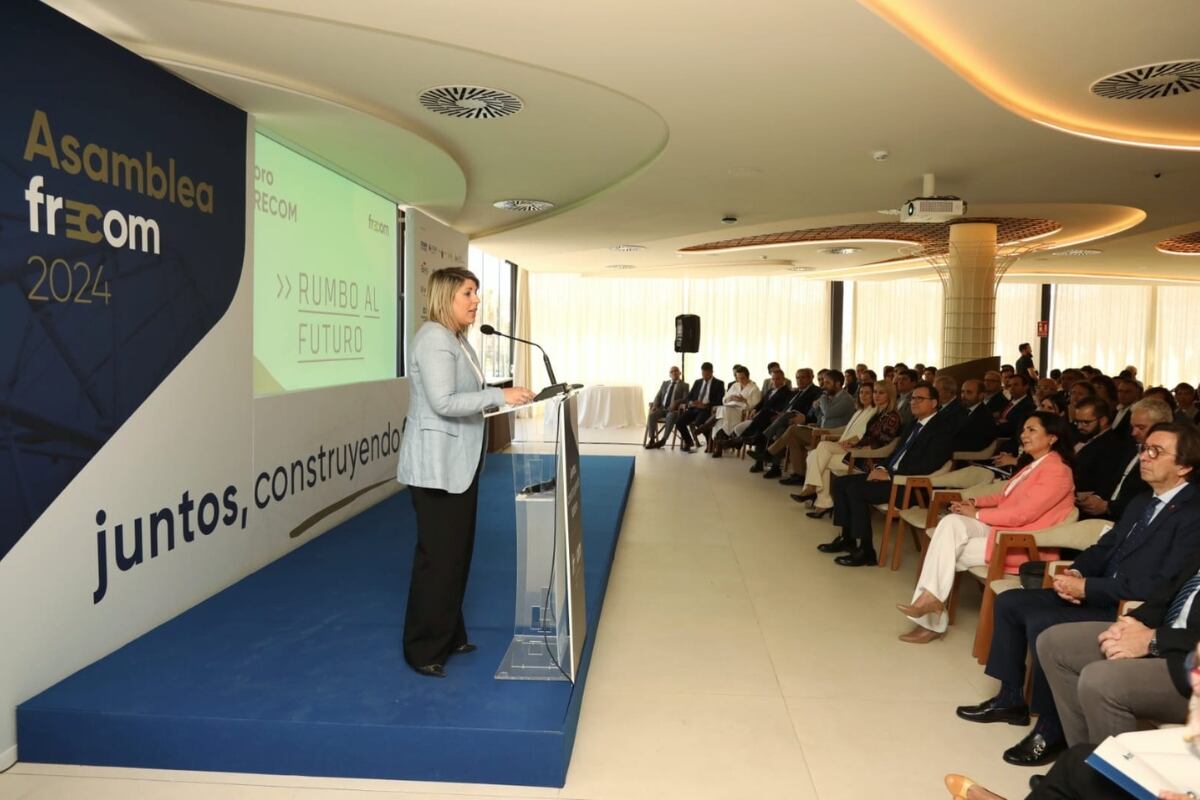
left=895, top=411, right=1076, bottom=643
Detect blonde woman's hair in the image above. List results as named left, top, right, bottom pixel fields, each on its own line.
left=427, top=267, right=479, bottom=334
left=875, top=379, right=898, bottom=412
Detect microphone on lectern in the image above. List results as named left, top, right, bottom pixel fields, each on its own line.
left=479, top=324, right=560, bottom=387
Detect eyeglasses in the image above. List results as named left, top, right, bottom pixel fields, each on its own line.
left=1073, top=417, right=1098, bottom=426
left=1140, top=444, right=1177, bottom=460
left=910, top=395, right=934, bottom=402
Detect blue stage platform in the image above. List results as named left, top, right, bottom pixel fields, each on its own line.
left=17, top=454, right=635, bottom=787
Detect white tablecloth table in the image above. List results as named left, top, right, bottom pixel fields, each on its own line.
left=576, top=384, right=646, bottom=429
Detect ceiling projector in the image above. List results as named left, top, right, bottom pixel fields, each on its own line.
left=900, top=195, right=967, bottom=223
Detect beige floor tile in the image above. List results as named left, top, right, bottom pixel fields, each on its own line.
left=788, top=696, right=1035, bottom=800
left=563, top=690, right=817, bottom=800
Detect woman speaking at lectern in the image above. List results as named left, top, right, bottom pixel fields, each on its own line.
left=397, top=267, right=534, bottom=678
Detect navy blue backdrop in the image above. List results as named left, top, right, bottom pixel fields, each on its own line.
left=0, top=0, right=247, bottom=562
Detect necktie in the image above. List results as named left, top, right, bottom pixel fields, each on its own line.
left=1106, top=497, right=1161, bottom=577
left=661, top=382, right=672, bottom=406
left=888, top=422, right=924, bottom=471
left=1167, top=571, right=1200, bottom=626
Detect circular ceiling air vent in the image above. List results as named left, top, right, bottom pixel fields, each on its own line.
left=1091, top=61, right=1200, bottom=100
left=419, top=85, right=524, bottom=119
left=493, top=199, right=555, bottom=213
left=787, top=266, right=814, bottom=272
left=605, top=264, right=636, bottom=270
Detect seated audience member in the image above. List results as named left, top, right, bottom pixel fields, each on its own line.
left=982, top=370, right=1008, bottom=415
left=923, top=366, right=938, bottom=383
left=675, top=361, right=724, bottom=453
left=997, top=373, right=1036, bottom=452
left=713, top=370, right=791, bottom=458
left=778, top=381, right=876, bottom=486
left=1145, top=385, right=1178, bottom=414
left=1174, top=382, right=1199, bottom=424
left=1038, top=393, right=1068, bottom=417
left=894, top=368, right=919, bottom=425
left=1049, top=368, right=1062, bottom=382
left=1039, top=531, right=1200, bottom=749
left=1064, top=379, right=1094, bottom=428
left=1001, top=363, right=1016, bottom=383
left=712, top=365, right=761, bottom=440
left=818, top=381, right=955, bottom=566
left=882, top=365, right=896, bottom=382
left=737, top=368, right=819, bottom=467
left=1091, top=373, right=1117, bottom=408
left=955, top=378, right=999, bottom=452
left=1078, top=398, right=1173, bottom=521
left=1112, top=376, right=1143, bottom=435
left=756, top=369, right=855, bottom=478
left=843, top=368, right=859, bottom=397
left=855, top=363, right=869, bottom=384
left=1123, top=364, right=1144, bottom=389
left=862, top=368, right=878, bottom=384
left=898, top=412, right=1075, bottom=644
left=956, top=422, right=1200, bottom=767
left=790, top=381, right=901, bottom=506
left=934, top=375, right=965, bottom=429
left=913, top=362, right=925, bottom=373
left=644, top=365, right=688, bottom=448
left=1071, top=398, right=1136, bottom=503
left=1036, top=378, right=1060, bottom=402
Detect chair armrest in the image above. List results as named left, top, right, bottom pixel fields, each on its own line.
left=929, top=466, right=996, bottom=490
left=1042, top=560, right=1074, bottom=588
left=1024, top=515, right=1107, bottom=551
left=1119, top=599, right=1144, bottom=615
left=954, top=439, right=999, bottom=462
left=961, top=480, right=1007, bottom=501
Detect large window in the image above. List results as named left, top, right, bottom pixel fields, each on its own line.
left=1051, top=284, right=1151, bottom=378
left=848, top=278, right=943, bottom=368
left=467, top=246, right=516, bottom=381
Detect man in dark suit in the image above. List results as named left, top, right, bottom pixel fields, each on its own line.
left=982, top=370, right=1008, bottom=416
left=954, top=378, right=998, bottom=453
left=1039, top=539, right=1200, bottom=749
left=739, top=368, right=819, bottom=466
left=955, top=422, right=1200, bottom=767
left=675, top=361, right=724, bottom=452
left=714, top=370, right=793, bottom=456
left=1111, top=377, right=1143, bottom=437
left=819, top=381, right=955, bottom=566
left=1071, top=397, right=1135, bottom=499
left=1078, top=398, right=1174, bottom=521
left=996, top=373, right=1035, bottom=454
left=933, top=375, right=966, bottom=431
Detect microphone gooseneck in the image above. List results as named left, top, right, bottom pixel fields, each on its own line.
left=478, top=326, right=558, bottom=385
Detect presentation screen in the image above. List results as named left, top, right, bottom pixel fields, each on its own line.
left=252, top=133, right=398, bottom=395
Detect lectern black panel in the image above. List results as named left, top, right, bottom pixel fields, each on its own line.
left=675, top=314, right=700, bottom=353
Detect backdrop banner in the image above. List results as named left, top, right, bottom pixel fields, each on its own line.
left=0, top=0, right=247, bottom=564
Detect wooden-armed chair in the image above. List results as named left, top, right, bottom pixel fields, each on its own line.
left=970, top=517, right=1111, bottom=664
left=883, top=467, right=999, bottom=572
left=867, top=459, right=956, bottom=569
left=953, top=439, right=999, bottom=466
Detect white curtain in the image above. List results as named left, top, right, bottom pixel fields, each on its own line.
left=995, top=282, right=1041, bottom=365
left=1050, top=284, right=1151, bottom=377
left=849, top=278, right=943, bottom=368
left=525, top=274, right=829, bottom=400
left=1153, top=285, right=1200, bottom=388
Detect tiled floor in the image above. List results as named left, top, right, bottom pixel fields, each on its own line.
left=0, top=437, right=1040, bottom=800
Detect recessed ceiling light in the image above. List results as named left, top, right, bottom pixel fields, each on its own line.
left=788, top=266, right=815, bottom=272
left=605, top=264, right=636, bottom=270
left=1051, top=248, right=1103, bottom=257
left=419, top=85, right=523, bottom=119
left=609, top=244, right=645, bottom=252
left=493, top=199, right=555, bottom=213
left=819, top=247, right=863, bottom=255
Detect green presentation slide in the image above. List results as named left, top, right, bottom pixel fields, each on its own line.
left=252, top=133, right=398, bottom=395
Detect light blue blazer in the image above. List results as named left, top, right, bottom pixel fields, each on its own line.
left=397, top=322, right=506, bottom=493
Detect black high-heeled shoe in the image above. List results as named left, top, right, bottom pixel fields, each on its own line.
left=806, top=507, right=832, bottom=519
left=453, top=643, right=477, bottom=655
left=414, top=664, right=446, bottom=678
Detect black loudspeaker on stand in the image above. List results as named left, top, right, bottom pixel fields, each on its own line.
left=674, top=314, right=700, bottom=378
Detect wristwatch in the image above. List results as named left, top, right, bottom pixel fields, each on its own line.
left=1148, top=633, right=1160, bottom=657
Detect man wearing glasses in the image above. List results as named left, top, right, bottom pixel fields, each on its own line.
left=819, top=381, right=954, bottom=567
left=956, top=422, right=1200, bottom=767
left=1073, top=397, right=1136, bottom=504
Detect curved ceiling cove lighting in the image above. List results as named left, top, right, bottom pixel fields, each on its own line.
left=419, top=85, right=523, bottom=119
left=492, top=199, right=555, bottom=212
left=1091, top=61, right=1200, bottom=100
left=1157, top=231, right=1200, bottom=255
left=1051, top=248, right=1103, bottom=257
left=605, top=264, right=636, bottom=270
left=679, top=218, right=1061, bottom=259
left=820, top=246, right=863, bottom=255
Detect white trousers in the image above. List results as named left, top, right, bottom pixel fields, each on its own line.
left=716, top=405, right=747, bottom=435
left=807, top=440, right=851, bottom=509
left=907, top=513, right=990, bottom=633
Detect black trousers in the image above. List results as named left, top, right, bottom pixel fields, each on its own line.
left=403, top=454, right=483, bottom=668
left=984, top=588, right=1115, bottom=717
left=831, top=472, right=894, bottom=548
left=1030, top=743, right=1129, bottom=800
left=675, top=407, right=711, bottom=446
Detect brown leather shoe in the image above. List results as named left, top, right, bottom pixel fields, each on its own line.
left=896, top=589, right=945, bottom=619
left=944, top=774, right=978, bottom=799
left=898, top=624, right=944, bottom=644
